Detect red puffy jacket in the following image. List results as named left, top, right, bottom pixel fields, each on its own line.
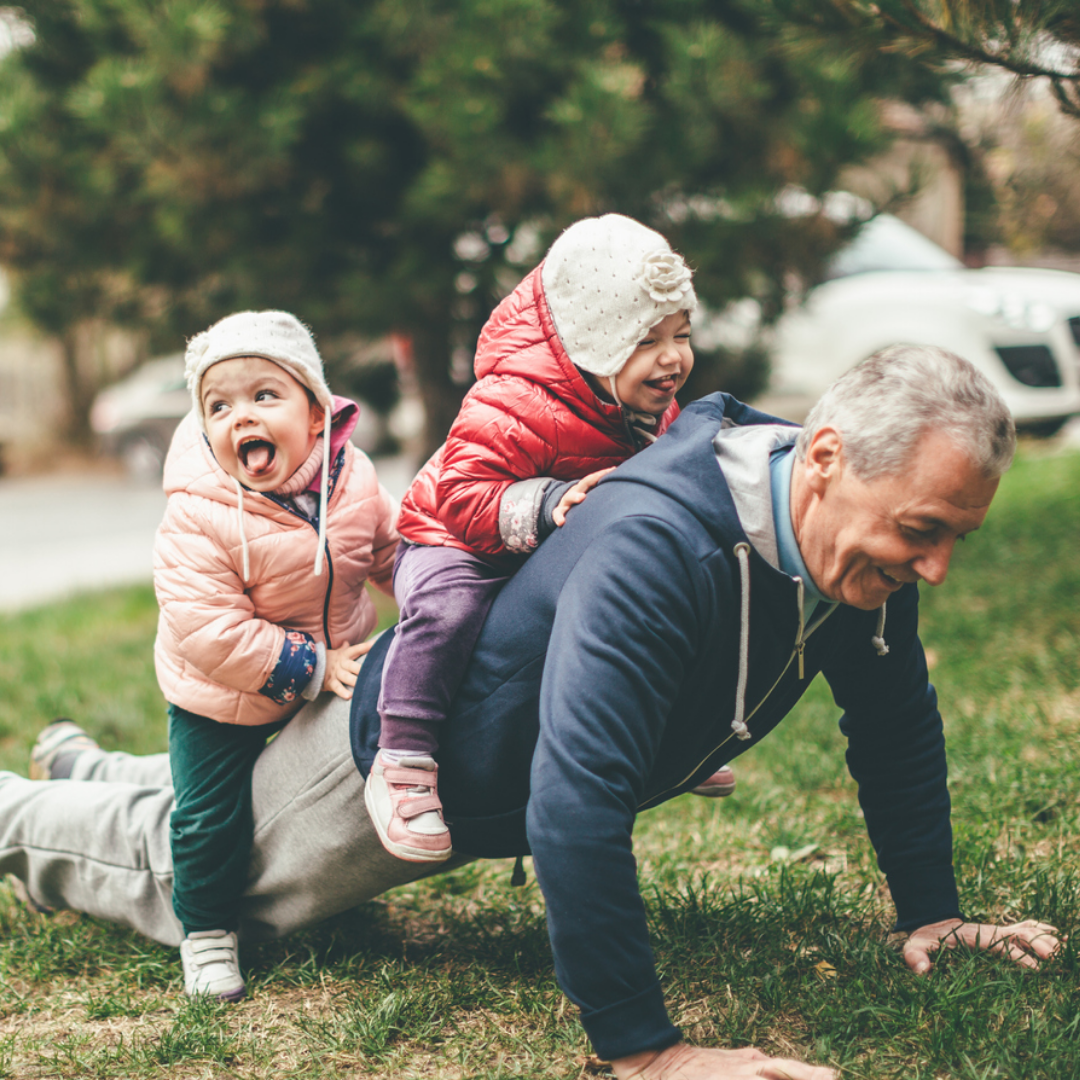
left=397, top=265, right=680, bottom=560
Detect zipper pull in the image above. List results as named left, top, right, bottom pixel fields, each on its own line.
left=797, top=640, right=805, bottom=680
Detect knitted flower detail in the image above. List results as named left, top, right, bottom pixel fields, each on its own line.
left=637, top=250, right=693, bottom=304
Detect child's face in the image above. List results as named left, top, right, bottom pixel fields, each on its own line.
left=614, top=311, right=694, bottom=415
left=201, top=356, right=323, bottom=491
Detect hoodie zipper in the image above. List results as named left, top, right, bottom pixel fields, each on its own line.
left=639, top=576, right=835, bottom=810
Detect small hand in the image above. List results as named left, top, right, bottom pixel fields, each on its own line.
left=324, top=639, right=375, bottom=700
left=552, top=467, right=616, bottom=527
left=903, top=917, right=1062, bottom=975
left=611, top=1042, right=837, bottom=1080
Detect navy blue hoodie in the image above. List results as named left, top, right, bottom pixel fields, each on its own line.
left=351, top=393, right=959, bottom=1061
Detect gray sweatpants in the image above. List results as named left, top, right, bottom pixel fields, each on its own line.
left=0, top=692, right=470, bottom=947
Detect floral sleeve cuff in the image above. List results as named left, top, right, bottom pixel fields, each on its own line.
left=259, top=630, right=319, bottom=705
left=499, top=477, right=557, bottom=553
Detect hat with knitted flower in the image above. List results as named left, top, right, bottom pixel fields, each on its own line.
left=540, top=214, right=697, bottom=379
left=184, top=310, right=332, bottom=430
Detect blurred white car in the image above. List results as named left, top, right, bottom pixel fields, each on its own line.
left=90, top=353, right=190, bottom=479
left=751, top=214, right=1080, bottom=430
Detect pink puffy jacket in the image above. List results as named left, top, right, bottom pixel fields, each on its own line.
left=154, top=411, right=398, bottom=727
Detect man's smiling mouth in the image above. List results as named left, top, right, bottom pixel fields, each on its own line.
left=238, top=438, right=276, bottom=475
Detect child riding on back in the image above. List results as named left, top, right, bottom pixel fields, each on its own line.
left=366, top=214, right=734, bottom=864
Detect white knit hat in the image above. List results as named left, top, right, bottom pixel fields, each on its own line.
left=184, top=309, right=334, bottom=580
left=185, top=310, right=331, bottom=428
left=541, top=214, right=697, bottom=379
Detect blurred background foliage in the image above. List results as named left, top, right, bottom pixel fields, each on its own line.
left=0, top=0, right=960, bottom=454
left=0, top=1, right=1076, bottom=455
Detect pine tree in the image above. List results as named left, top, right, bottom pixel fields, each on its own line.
left=0, top=0, right=954, bottom=451
left=833, top=1, right=1080, bottom=117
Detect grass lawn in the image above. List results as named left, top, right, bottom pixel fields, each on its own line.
left=1, top=444, right=1079, bottom=1078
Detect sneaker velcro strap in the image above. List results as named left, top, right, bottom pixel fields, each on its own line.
left=397, top=795, right=443, bottom=820
left=192, top=950, right=233, bottom=967
left=383, top=765, right=437, bottom=789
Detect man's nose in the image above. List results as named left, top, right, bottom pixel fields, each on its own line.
left=914, top=539, right=955, bottom=587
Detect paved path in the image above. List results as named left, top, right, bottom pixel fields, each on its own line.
left=0, top=455, right=417, bottom=614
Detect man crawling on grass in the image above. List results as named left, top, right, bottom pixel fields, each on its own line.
left=0, top=344, right=1060, bottom=1080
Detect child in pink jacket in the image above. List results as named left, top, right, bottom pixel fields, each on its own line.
left=154, top=311, right=397, bottom=1001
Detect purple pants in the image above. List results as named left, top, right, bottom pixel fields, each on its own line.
left=378, top=542, right=510, bottom=753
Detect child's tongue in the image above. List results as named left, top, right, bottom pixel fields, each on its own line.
left=243, top=441, right=274, bottom=475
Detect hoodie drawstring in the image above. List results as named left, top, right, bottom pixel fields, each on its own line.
left=730, top=542, right=753, bottom=741
left=793, top=577, right=807, bottom=679
left=872, top=602, right=889, bottom=656
left=233, top=478, right=250, bottom=582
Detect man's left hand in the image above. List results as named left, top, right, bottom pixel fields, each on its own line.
left=903, top=918, right=1061, bottom=974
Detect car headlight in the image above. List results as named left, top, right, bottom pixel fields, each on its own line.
left=964, top=288, right=1057, bottom=333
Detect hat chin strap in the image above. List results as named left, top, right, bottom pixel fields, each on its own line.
left=608, top=372, right=660, bottom=447
left=607, top=374, right=622, bottom=408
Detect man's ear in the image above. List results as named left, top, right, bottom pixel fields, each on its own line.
left=802, top=426, right=844, bottom=495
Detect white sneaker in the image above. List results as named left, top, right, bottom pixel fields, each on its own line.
left=180, top=930, right=246, bottom=1001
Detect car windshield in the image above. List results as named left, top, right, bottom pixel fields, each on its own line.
left=826, top=214, right=964, bottom=280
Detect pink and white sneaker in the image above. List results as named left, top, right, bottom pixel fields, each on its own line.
left=691, top=764, right=737, bottom=798
left=364, top=751, right=453, bottom=863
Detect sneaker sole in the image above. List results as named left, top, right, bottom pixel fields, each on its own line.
left=691, top=781, right=737, bottom=798
left=29, top=720, right=98, bottom=781
left=363, top=778, right=454, bottom=864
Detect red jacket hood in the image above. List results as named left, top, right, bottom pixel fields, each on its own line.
left=473, top=266, right=626, bottom=433
left=397, top=267, right=681, bottom=558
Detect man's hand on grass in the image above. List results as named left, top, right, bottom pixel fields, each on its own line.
left=552, top=468, right=616, bottom=527
left=611, top=1042, right=836, bottom=1080
left=903, top=918, right=1062, bottom=975
left=324, top=640, right=375, bottom=699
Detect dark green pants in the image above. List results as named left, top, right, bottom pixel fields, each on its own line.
left=168, top=704, right=284, bottom=935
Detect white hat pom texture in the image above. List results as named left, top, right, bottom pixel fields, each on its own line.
left=541, top=214, right=697, bottom=379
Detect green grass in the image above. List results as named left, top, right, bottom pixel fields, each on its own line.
left=2, top=447, right=1080, bottom=1077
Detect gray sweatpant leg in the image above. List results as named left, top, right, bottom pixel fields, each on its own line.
left=0, top=693, right=470, bottom=947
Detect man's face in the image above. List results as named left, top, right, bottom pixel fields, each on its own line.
left=795, top=428, right=1000, bottom=610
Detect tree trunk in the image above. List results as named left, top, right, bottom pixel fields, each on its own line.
left=59, top=325, right=95, bottom=446
left=409, top=314, right=469, bottom=462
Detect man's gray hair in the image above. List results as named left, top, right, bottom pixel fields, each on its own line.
left=794, top=344, right=1016, bottom=480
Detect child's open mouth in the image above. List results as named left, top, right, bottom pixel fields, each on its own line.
left=238, top=438, right=276, bottom=476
